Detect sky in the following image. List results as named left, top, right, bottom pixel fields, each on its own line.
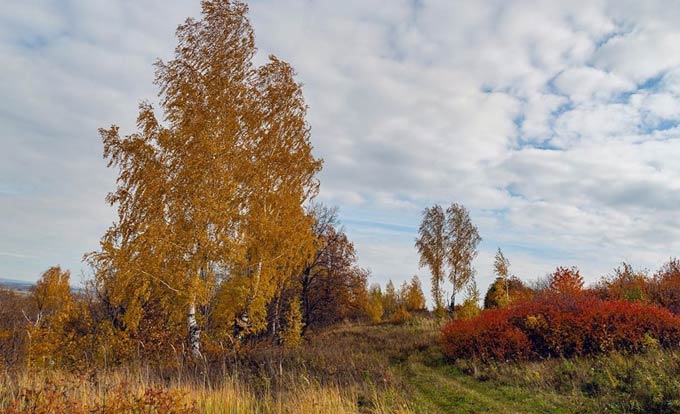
left=2, top=1, right=680, bottom=303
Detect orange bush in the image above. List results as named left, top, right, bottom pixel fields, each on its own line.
left=597, top=262, right=650, bottom=302
left=441, top=293, right=680, bottom=362
left=651, top=258, right=680, bottom=314
left=549, top=266, right=584, bottom=296
left=390, top=306, right=411, bottom=325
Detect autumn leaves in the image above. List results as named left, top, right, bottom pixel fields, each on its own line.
left=88, top=0, right=322, bottom=358
left=415, top=203, right=481, bottom=315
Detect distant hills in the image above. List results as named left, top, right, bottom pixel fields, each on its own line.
left=0, top=277, right=85, bottom=294
left=0, top=277, right=34, bottom=292
left=0, top=278, right=34, bottom=297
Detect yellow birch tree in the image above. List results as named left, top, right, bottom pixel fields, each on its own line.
left=88, top=0, right=321, bottom=359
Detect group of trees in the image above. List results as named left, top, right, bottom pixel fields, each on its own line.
left=0, top=1, right=432, bottom=369
left=415, top=204, right=481, bottom=314
left=366, top=276, right=427, bottom=324
left=413, top=200, right=680, bottom=327
left=0, top=1, right=372, bottom=369
left=296, top=205, right=370, bottom=332
left=413, top=203, right=527, bottom=318
left=0, top=206, right=375, bottom=369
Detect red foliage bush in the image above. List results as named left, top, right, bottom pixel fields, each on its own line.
left=441, top=308, right=531, bottom=361
left=441, top=293, right=680, bottom=362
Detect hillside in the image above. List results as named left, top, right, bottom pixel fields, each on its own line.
left=282, top=320, right=671, bottom=413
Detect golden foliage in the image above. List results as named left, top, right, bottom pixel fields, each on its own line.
left=400, top=275, right=427, bottom=312
left=33, top=266, right=72, bottom=325
left=390, top=306, right=411, bottom=325
left=280, top=297, right=303, bottom=348
left=27, top=267, right=78, bottom=368
left=86, top=0, right=322, bottom=357
left=367, top=285, right=385, bottom=324
left=416, top=203, right=481, bottom=312
left=483, top=276, right=533, bottom=309
left=415, top=205, right=446, bottom=311
left=455, top=281, right=481, bottom=321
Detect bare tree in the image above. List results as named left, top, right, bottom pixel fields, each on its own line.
left=297, top=203, right=368, bottom=332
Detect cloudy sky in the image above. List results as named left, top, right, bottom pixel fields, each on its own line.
left=3, top=1, right=680, bottom=301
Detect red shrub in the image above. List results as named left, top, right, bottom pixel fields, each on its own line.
left=441, top=308, right=531, bottom=361
left=441, top=293, right=680, bottom=362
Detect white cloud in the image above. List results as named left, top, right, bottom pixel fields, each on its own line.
left=553, top=67, right=634, bottom=103
left=592, top=28, right=680, bottom=82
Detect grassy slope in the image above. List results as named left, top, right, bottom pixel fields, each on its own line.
left=332, top=319, right=680, bottom=414
left=317, top=321, right=594, bottom=413
left=403, top=354, right=589, bottom=414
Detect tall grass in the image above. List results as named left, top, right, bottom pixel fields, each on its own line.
left=0, top=320, right=426, bottom=413
left=1, top=367, right=412, bottom=413
left=454, top=346, right=680, bottom=413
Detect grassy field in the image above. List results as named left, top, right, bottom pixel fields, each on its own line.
left=3, top=318, right=680, bottom=413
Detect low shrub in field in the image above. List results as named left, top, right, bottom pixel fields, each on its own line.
left=441, top=294, right=680, bottom=362
left=441, top=310, right=532, bottom=361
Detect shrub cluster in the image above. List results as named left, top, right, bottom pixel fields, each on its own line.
left=441, top=293, right=680, bottom=362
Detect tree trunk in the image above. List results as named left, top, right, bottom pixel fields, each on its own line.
left=271, top=292, right=282, bottom=340
left=188, top=301, right=201, bottom=359
left=301, top=269, right=311, bottom=334
left=505, top=276, right=510, bottom=303
left=449, top=290, right=456, bottom=315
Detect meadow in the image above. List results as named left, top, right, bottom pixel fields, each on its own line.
left=4, top=316, right=680, bottom=414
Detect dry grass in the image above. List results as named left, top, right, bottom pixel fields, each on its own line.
left=0, top=320, right=428, bottom=413
left=0, top=368, right=412, bottom=414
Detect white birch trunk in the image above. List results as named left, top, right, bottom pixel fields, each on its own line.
left=188, top=300, right=201, bottom=359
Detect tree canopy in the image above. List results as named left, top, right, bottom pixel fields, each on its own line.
left=87, top=0, right=322, bottom=357
left=416, top=202, right=481, bottom=314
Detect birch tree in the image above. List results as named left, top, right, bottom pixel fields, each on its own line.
left=88, top=0, right=321, bottom=359
left=445, top=203, right=481, bottom=313
left=415, top=205, right=447, bottom=313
